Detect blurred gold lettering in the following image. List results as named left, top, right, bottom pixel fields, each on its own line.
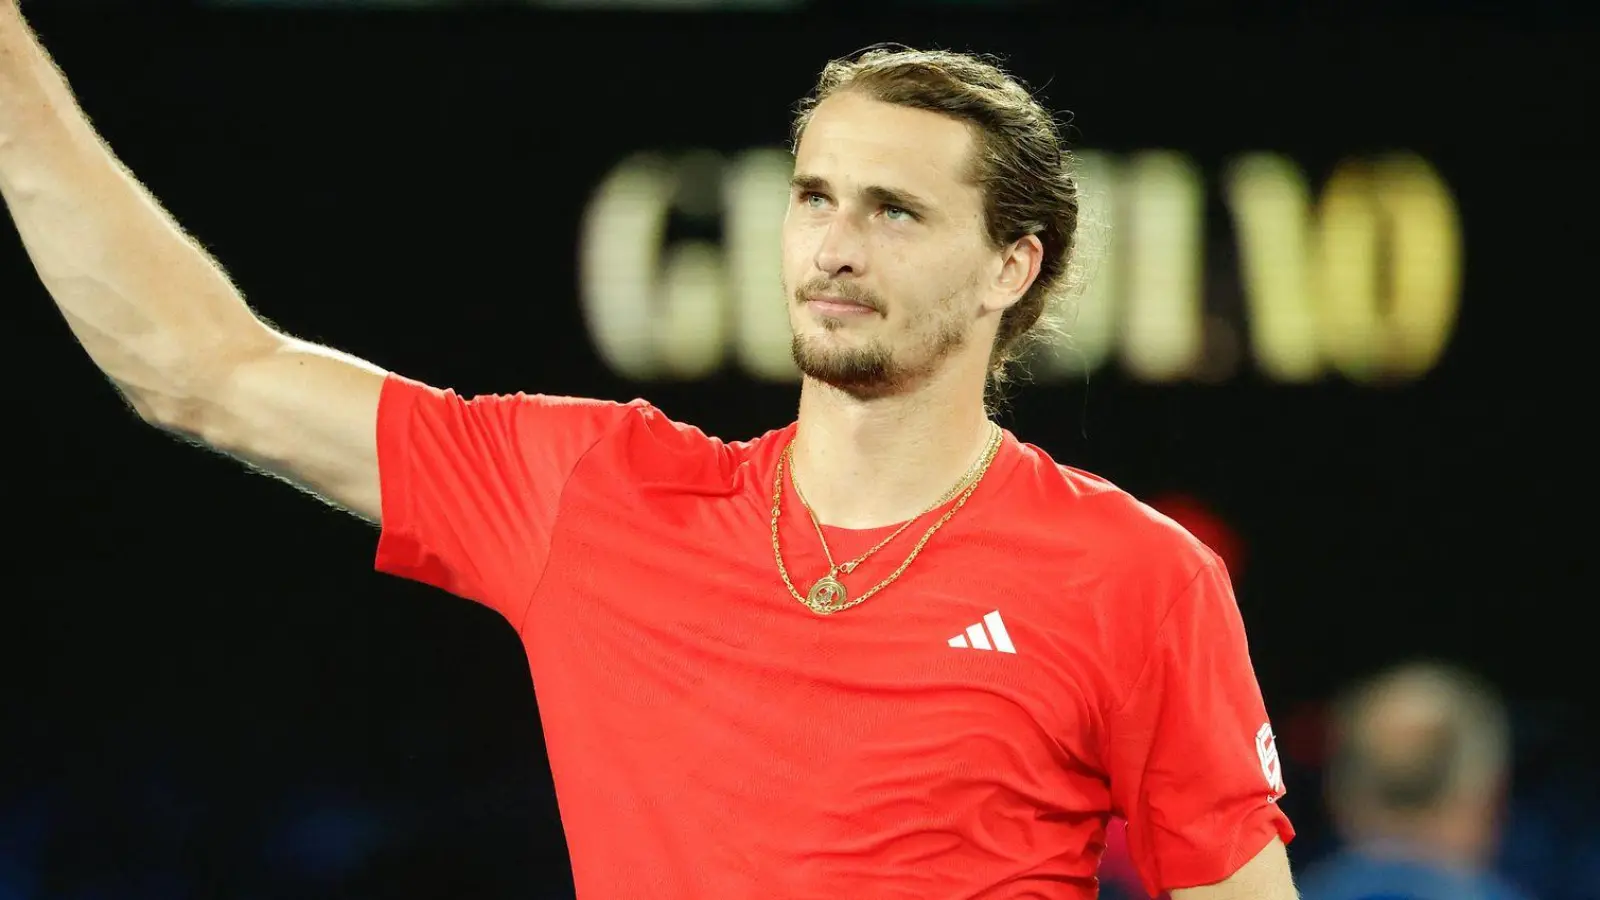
left=1224, top=155, right=1323, bottom=382
left=579, top=152, right=728, bottom=380
left=579, top=148, right=1459, bottom=386
left=723, top=149, right=800, bottom=382
left=1226, top=152, right=1461, bottom=383
left=1121, top=151, right=1206, bottom=382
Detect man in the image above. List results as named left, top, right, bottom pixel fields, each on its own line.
left=0, top=5, right=1297, bottom=897
left=1301, top=661, right=1532, bottom=900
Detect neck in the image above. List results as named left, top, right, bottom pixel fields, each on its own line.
left=1353, top=804, right=1497, bottom=871
left=790, top=363, right=996, bottom=529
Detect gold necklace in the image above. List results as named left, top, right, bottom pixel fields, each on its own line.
left=771, top=423, right=1003, bottom=615
left=790, top=422, right=998, bottom=579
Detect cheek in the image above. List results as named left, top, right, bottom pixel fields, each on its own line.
left=779, top=220, right=814, bottom=279
left=896, top=249, right=970, bottom=304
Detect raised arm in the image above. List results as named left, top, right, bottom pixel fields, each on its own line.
left=0, top=7, right=386, bottom=521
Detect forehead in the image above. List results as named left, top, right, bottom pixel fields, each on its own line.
left=795, top=92, right=980, bottom=205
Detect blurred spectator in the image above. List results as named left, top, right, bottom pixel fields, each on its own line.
left=1299, top=661, right=1534, bottom=900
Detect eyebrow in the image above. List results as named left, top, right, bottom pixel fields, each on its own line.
left=790, top=174, right=935, bottom=216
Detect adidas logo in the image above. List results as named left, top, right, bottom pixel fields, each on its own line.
left=947, top=610, right=1016, bottom=654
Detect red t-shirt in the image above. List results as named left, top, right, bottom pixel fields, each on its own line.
left=373, top=374, right=1294, bottom=899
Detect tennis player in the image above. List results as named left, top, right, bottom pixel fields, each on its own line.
left=1, top=7, right=1297, bottom=897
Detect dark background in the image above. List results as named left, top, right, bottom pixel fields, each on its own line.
left=1, top=4, right=1594, bottom=898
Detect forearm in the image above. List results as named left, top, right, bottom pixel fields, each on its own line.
left=0, top=12, right=275, bottom=424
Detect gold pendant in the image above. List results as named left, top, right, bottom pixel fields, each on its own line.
left=807, top=574, right=847, bottom=613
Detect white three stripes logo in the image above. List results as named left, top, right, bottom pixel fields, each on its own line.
left=948, top=610, right=1016, bottom=654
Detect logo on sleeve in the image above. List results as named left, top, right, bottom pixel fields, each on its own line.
left=1256, top=723, right=1285, bottom=796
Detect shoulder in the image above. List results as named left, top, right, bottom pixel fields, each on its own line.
left=569, top=396, right=794, bottom=485
left=384, top=376, right=792, bottom=482
left=987, top=436, right=1234, bottom=664
left=980, top=436, right=1242, bottom=714
left=380, top=373, right=655, bottom=439
left=998, top=436, right=1223, bottom=585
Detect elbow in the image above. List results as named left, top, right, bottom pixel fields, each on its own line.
left=120, top=367, right=218, bottom=441
left=126, top=381, right=209, bottom=438
left=122, top=334, right=275, bottom=446
left=133, top=383, right=254, bottom=459
left=100, top=337, right=202, bottom=431
left=119, top=381, right=169, bottom=428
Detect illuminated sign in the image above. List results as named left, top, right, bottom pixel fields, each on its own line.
left=579, top=148, right=1460, bottom=385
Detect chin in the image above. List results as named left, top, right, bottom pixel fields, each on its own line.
left=790, top=333, right=902, bottom=397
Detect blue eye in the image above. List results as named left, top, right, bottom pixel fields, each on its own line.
left=884, top=206, right=912, bottom=221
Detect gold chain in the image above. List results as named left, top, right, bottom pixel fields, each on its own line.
left=793, top=424, right=998, bottom=576
left=771, top=423, right=1003, bottom=616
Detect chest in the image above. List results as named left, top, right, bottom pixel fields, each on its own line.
left=523, top=474, right=1112, bottom=779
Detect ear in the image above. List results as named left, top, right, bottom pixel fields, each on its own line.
left=984, top=233, right=1044, bottom=314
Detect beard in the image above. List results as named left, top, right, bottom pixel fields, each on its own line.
left=789, top=278, right=968, bottom=399
left=791, top=332, right=898, bottom=395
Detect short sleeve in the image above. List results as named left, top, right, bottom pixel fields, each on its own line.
left=373, top=372, right=641, bottom=629
left=1104, top=561, right=1295, bottom=895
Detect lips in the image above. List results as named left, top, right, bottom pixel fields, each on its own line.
left=806, top=295, right=878, bottom=313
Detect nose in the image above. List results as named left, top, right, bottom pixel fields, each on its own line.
left=813, top=217, right=867, bottom=278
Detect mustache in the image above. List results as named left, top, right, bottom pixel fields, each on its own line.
left=795, top=279, right=885, bottom=313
